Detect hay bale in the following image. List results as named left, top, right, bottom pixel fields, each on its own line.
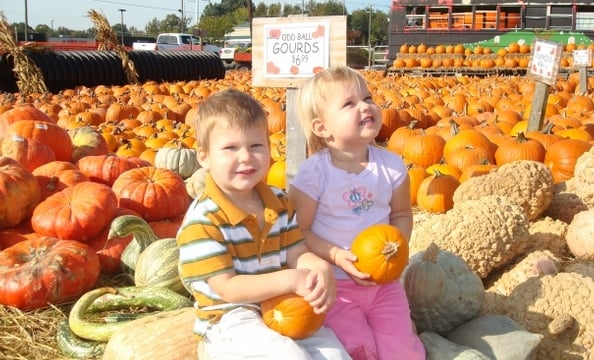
left=102, top=307, right=198, bottom=360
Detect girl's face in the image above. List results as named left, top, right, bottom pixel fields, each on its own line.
left=198, top=121, right=270, bottom=198
left=314, top=81, right=382, bottom=150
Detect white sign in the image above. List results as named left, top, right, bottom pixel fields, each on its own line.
left=528, top=39, right=563, bottom=85
left=573, top=48, right=592, bottom=67
left=263, top=22, right=330, bottom=78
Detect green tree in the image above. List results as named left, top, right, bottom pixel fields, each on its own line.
left=35, top=24, right=51, bottom=36
left=145, top=18, right=161, bottom=36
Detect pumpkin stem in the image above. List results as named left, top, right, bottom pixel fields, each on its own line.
left=423, top=243, right=440, bottom=263
left=381, top=242, right=400, bottom=260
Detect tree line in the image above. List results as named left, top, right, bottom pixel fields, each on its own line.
left=7, top=0, right=389, bottom=47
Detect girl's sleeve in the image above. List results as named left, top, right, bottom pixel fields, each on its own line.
left=290, top=157, right=323, bottom=201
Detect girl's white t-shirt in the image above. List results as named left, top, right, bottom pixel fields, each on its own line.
left=291, top=146, right=408, bottom=279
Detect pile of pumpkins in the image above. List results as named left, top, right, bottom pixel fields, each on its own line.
left=0, top=68, right=593, bottom=359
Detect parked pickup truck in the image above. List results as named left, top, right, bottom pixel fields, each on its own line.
left=132, top=33, right=221, bottom=56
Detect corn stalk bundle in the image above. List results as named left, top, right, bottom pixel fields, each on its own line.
left=0, top=13, right=48, bottom=95
left=88, top=9, right=139, bottom=84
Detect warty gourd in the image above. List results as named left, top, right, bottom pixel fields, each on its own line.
left=410, top=195, right=530, bottom=279
left=544, top=179, right=590, bottom=224
left=403, top=243, right=485, bottom=335
left=485, top=250, right=560, bottom=297
left=481, top=270, right=594, bottom=359
left=452, top=160, right=554, bottom=221
left=525, top=217, right=569, bottom=258
left=545, top=148, right=594, bottom=223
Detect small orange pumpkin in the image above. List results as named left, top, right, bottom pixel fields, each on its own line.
left=261, top=293, right=325, bottom=340
left=351, top=224, right=409, bottom=284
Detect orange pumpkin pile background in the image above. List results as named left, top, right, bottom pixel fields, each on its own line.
left=0, top=67, right=593, bottom=311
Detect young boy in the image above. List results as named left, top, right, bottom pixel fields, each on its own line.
left=176, top=89, right=351, bottom=359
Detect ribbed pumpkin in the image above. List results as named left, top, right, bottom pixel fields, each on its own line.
left=0, top=157, right=41, bottom=230
left=261, top=293, right=325, bottom=340
left=32, top=161, right=89, bottom=201
left=403, top=243, right=484, bottom=335
left=112, top=166, right=190, bottom=222
left=0, top=134, right=56, bottom=172
left=154, top=146, right=200, bottom=179
left=351, top=223, right=409, bottom=284
left=135, top=238, right=186, bottom=294
left=76, top=154, right=151, bottom=186
left=7, top=120, right=73, bottom=162
left=416, top=170, right=460, bottom=213
left=31, top=181, right=118, bottom=242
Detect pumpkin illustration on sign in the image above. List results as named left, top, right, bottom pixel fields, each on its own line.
left=267, top=61, right=280, bottom=74
left=269, top=28, right=281, bottom=39
left=261, top=293, right=325, bottom=339
left=351, top=224, right=409, bottom=284
left=312, top=25, right=325, bottom=38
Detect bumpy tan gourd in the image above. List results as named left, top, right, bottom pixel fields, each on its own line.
left=403, top=243, right=484, bottom=335
left=185, top=167, right=207, bottom=199
left=410, top=195, right=530, bottom=279
left=452, top=160, right=554, bottom=220
left=544, top=179, right=590, bottom=223
left=572, top=146, right=594, bottom=189
left=525, top=216, right=569, bottom=258
left=481, top=271, right=594, bottom=359
left=486, top=250, right=560, bottom=296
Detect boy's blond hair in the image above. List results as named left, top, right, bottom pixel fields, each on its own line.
left=296, top=66, right=371, bottom=154
left=195, top=89, right=268, bottom=151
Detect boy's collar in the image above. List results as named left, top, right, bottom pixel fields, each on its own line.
left=204, top=173, right=283, bottom=225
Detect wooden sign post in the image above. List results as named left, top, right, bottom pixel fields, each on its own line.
left=526, top=39, right=563, bottom=132
left=251, top=16, right=347, bottom=185
left=573, top=48, right=592, bottom=94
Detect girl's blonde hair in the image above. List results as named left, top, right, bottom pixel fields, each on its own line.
left=194, top=89, right=268, bottom=151
left=296, top=66, right=370, bottom=154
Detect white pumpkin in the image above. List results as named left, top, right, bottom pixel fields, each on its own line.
left=154, top=146, right=200, bottom=179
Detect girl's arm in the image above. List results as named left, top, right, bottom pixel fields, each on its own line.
left=288, top=185, right=371, bottom=285
left=389, top=175, right=413, bottom=241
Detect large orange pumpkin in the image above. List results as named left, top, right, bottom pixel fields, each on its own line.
left=7, top=120, right=73, bottom=162
left=112, top=166, right=190, bottom=221
left=351, top=223, right=409, bottom=284
left=0, top=157, right=41, bottom=230
left=0, top=237, right=100, bottom=310
left=31, top=181, right=118, bottom=242
left=261, top=293, right=325, bottom=340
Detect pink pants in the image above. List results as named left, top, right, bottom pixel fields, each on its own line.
left=324, top=280, right=426, bottom=360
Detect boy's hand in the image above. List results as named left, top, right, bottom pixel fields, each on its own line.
left=334, top=248, right=376, bottom=287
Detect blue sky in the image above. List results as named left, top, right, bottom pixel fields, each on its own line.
left=2, top=0, right=393, bottom=31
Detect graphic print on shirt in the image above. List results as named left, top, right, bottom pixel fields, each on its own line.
left=343, top=186, right=374, bottom=215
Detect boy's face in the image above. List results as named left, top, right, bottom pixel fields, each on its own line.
left=198, top=120, right=270, bottom=197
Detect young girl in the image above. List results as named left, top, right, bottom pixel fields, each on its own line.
left=177, top=89, right=351, bottom=359
left=288, top=66, right=426, bottom=360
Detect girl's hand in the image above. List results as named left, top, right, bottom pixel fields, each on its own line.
left=302, top=262, right=336, bottom=314
left=334, top=248, right=376, bottom=287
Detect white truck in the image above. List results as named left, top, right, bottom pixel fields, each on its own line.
left=220, top=38, right=251, bottom=67
left=132, top=33, right=220, bottom=55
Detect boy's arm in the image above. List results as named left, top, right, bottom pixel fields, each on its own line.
left=207, top=268, right=310, bottom=304
left=389, top=175, right=413, bottom=241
